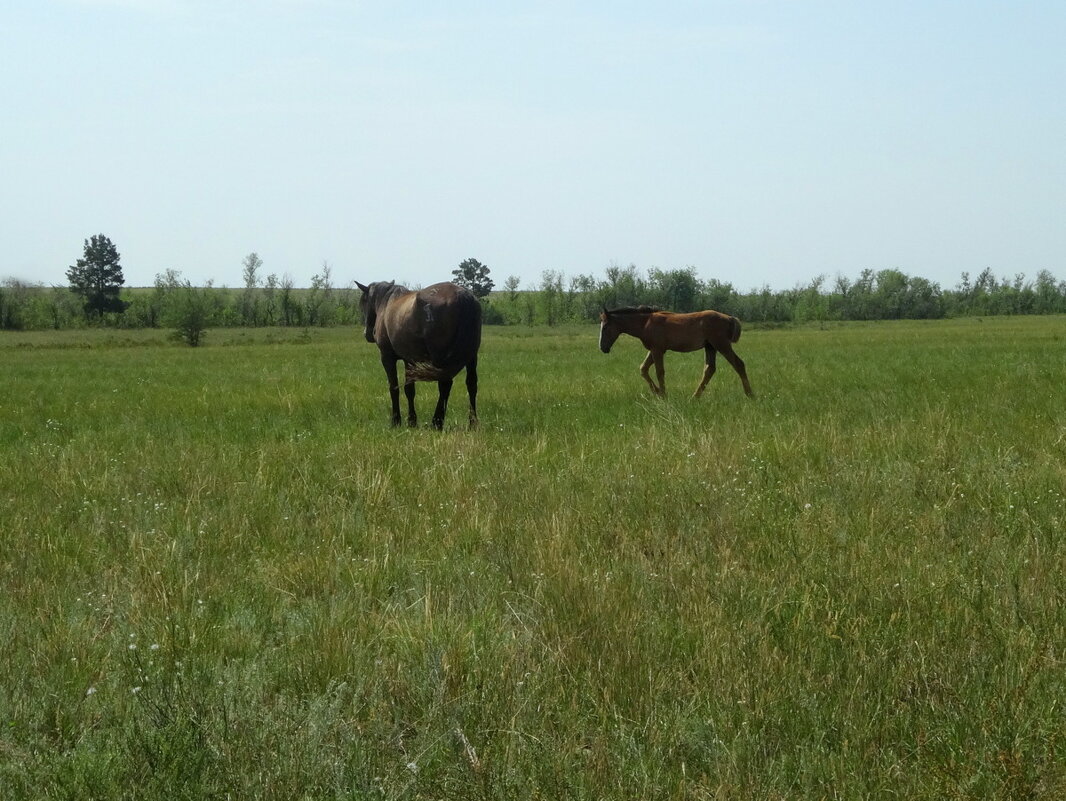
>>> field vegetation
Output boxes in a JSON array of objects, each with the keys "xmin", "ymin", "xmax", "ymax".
[
  {"xmin": 1, "ymin": 317, "xmax": 1063, "ymax": 799},
  {"xmin": 4, "ymin": 263, "xmax": 1066, "ymax": 332}
]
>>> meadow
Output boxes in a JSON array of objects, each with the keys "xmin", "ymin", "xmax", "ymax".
[{"xmin": 1, "ymin": 317, "xmax": 1063, "ymax": 800}]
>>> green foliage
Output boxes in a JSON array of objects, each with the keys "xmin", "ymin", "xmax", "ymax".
[
  {"xmin": 452, "ymin": 257, "xmax": 495, "ymax": 298},
  {"xmin": 156, "ymin": 270, "xmax": 213, "ymax": 346},
  {"xmin": 304, "ymin": 263, "xmax": 336, "ymax": 327},
  {"xmin": 66, "ymin": 234, "xmax": 128, "ymax": 320},
  {"xmin": 647, "ymin": 267, "xmax": 701, "ymax": 312},
  {"xmin": 6, "ymin": 263, "xmax": 1066, "ymax": 332},
  {"xmin": 2, "ymin": 319, "xmax": 1065, "ymax": 798},
  {"xmin": 0, "ymin": 281, "xmax": 83, "ymax": 331},
  {"xmin": 239, "ymin": 252, "xmax": 264, "ymax": 327}
]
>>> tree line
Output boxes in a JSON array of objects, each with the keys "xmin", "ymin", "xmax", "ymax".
[
  {"xmin": 2, "ymin": 235, "xmax": 1065, "ymax": 334},
  {"xmin": 486, "ymin": 264, "xmax": 1066, "ymax": 326}
]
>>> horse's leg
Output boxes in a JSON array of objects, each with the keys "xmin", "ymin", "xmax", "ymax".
[
  {"xmin": 431, "ymin": 378, "xmax": 453, "ymax": 430},
  {"xmin": 718, "ymin": 342, "xmax": 754, "ymax": 397},
  {"xmin": 693, "ymin": 345, "xmax": 717, "ymax": 398},
  {"xmin": 639, "ymin": 352, "xmax": 662, "ymax": 396},
  {"xmin": 381, "ymin": 356, "xmax": 402, "ymax": 426},
  {"xmin": 465, "ymin": 356, "xmax": 479, "ymax": 429},
  {"xmin": 402, "ymin": 368, "xmax": 418, "ymax": 427},
  {"xmin": 654, "ymin": 351, "xmax": 667, "ymax": 398}
]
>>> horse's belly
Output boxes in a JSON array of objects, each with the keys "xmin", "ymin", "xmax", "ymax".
[{"xmin": 388, "ymin": 334, "xmax": 432, "ymax": 362}]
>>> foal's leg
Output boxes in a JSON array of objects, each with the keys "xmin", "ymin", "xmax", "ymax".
[
  {"xmin": 431, "ymin": 378, "xmax": 453, "ymax": 430},
  {"xmin": 718, "ymin": 342, "xmax": 754, "ymax": 397},
  {"xmin": 654, "ymin": 352, "xmax": 667, "ymax": 398},
  {"xmin": 639, "ymin": 352, "xmax": 663, "ymax": 396},
  {"xmin": 693, "ymin": 345, "xmax": 717, "ymax": 398},
  {"xmin": 382, "ymin": 356, "xmax": 402, "ymax": 426},
  {"xmin": 465, "ymin": 357, "xmax": 479, "ymax": 428},
  {"xmin": 403, "ymin": 379, "xmax": 418, "ymax": 427}
]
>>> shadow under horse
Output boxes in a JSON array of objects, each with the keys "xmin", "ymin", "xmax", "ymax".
[
  {"xmin": 357, "ymin": 281, "xmax": 482, "ymax": 429},
  {"xmin": 599, "ymin": 305, "xmax": 754, "ymax": 399}
]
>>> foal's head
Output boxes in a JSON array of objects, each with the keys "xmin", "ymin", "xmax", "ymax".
[
  {"xmin": 599, "ymin": 306, "xmax": 622, "ymax": 353},
  {"xmin": 356, "ymin": 281, "xmax": 394, "ymax": 343}
]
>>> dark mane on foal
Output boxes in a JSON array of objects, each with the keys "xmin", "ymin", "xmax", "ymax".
[{"xmin": 607, "ymin": 305, "xmax": 661, "ymax": 315}]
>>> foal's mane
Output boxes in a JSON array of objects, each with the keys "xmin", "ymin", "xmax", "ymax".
[{"xmin": 607, "ymin": 305, "xmax": 661, "ymax": 315}]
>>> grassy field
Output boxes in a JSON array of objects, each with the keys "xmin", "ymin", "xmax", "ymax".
[{"xmin": 1, "ymin": 318, "xmax": 1064, "ymax": 800}]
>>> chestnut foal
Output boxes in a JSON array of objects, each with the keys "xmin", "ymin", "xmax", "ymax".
[{"xmin": 599, "ymin": 305, "xmax": 753, "ymax": 399}]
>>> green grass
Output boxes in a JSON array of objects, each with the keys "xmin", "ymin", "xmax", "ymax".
[{"xmin": 1, "ymin": 318, "xmax": 1064, "ymax": 799}]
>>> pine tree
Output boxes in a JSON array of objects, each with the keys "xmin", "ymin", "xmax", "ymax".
[
  {"xmin": 66, "ymin": 234, "xmax": 128, "ymax": 319},
  {"xmin": 451, "ymin": 258, "xmax": 494, "ymax": 298}
]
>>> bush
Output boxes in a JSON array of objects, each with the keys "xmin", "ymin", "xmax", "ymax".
[{"xmin": 155, "ymin": 271, "xmax": 214, "ymax": 346}]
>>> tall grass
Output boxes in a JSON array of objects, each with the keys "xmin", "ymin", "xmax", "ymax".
[{"xmin": 1, "ymin": 318, "xmax": 1063, "ymax": 799}]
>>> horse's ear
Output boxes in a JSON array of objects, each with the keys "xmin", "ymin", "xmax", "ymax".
[
  {"xmin": 356, "ymin": 281, "xmax": 369, "ymax": 293},
  {"xmin": 602, "ymin": 304, "xmax": 609, "ymax": 315}
]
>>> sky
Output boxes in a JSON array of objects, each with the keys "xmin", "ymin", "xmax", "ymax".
[{"xmin": 3, "ymin": 0, "xmax": 1064, "ymax": 291}]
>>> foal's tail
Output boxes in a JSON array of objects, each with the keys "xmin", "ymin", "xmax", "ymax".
[{"xmin": 730, "ymin": 316, "xmax": 742, "ymax": 343}]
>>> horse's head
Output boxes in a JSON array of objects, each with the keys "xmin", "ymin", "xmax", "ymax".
[
  {"xmin": 356, "ymin": 280, "xmax": 395, "ymax": 343},
  {"xmin": 599, "ymin": 305, "xmax": 621, "ymax": 353},
  {"xmin": 356, "ymin": 281, "xmax": 376, "ymax": 342}
]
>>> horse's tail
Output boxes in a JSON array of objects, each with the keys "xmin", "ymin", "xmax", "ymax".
[
  {"xmin": 442, "ymin": 291, "xmax": 482, "ymax": 367},
  {"xmin": 403, "ymin": 361, "xmax": 446, "ymax": 381},
  {"xmin": 730, "ymin": 316, "xmax": 742, "ymax": 343},
  {"xmin": 410, "ymin": 291, "xmax": 482, "ymax": 381}
]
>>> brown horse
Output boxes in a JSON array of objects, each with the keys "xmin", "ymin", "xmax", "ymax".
[
  {"xmin": 599, "ymin": 305, "xmax": 753, "ymax": 399},
  {"xmin": 357, "ymin": 280, "xmax": 482, "ymax": 429}
]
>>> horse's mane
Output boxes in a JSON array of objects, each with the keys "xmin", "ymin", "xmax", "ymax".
[
  {"xmin": 369, "ymin": 281, "xmax": 410, "ymax": 310},
  {"xmin": 607, "ymin": 305, "xmax": 662, "ymax": 315}
]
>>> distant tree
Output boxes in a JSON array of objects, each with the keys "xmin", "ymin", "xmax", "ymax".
[
  {"xmin": 569, "ymin": 273, "xmax": 599, "ymax": 320},
  {"xmin": 0, "ymin": 279, "xmax": 31, "ymax": 330},
  {"xmin": 902, "ymin": 276, "xmax": 944, "ymax": 319},
  {"xmin": 242, "ymin": 252, "xmax": 263, "ymax": 287},
  {"xmin": 503, "ymin": 275, "xmax": 521, "ymax": 301},
  {"xmin": 703, "ymin": 278, "xmax": 737, "ymax": 315},
  {"xmin": 66, "ymin": 234, "xmax": 128, "ymax": 320},
  {"xmin": 44, "ymin": 286, "xmax": 81, "ymax": 330},
  {"xmin": 1033, "ymin": 269, "xmax": 1064, "ymax": 314},
  {"xmin": 156, "ymin": 270, "xmax": 212, "ymax": 346},
  {"xmin": 602, "ymin": 263, "xmax": 646, "ymax": 309},
  {"xmin": 305, "ymin": 262, "xmax": 335, "ymax": 326},
  {"xmin": 874, "ymin": 269, "xmax": 909, "ymax": 318},
  {"xmin": 793, "ymin": 274, "xmax": 828, "ymax": 322},
  {"xmin": 648, "ymin": 267, "xmax": 701, "ymax": 312},
  {"xmin": 240, "ymin": 252, "xmax": 263, "ymax": 326},
  {"xmin": 452, "ymin": 258, "xmax": 495, "ymax": 298},
  {"xmin": 540, "ymin": 270, "xmax": 564, "ymax": 326},
  {"xmin": 262, "ymin": 273, "xmax": 280, "ymax": 325},
  {"xmin": 279, "ymin": 274, "xmax": 299, "ymax": 326}
]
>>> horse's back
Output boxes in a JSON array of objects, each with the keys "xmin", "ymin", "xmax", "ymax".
[
  {"xmin": 691, "ymin": 309, "xmax": 738, "ymax": 341},
  {"xmin": 418, "ymin": 282, "xmax": 467, "ymax": 308},
  {"xmin": 647, "ymin": 309, "xmax": 737, "ymax": 351},
  {"xmin": 384, "ymin": 282, "xmax": 481, "ymax": 374}
]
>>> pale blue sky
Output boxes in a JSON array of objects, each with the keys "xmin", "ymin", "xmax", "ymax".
[{"xmin": 3, "ymin": 1, "xmax": 1063, "ymax": 290}]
